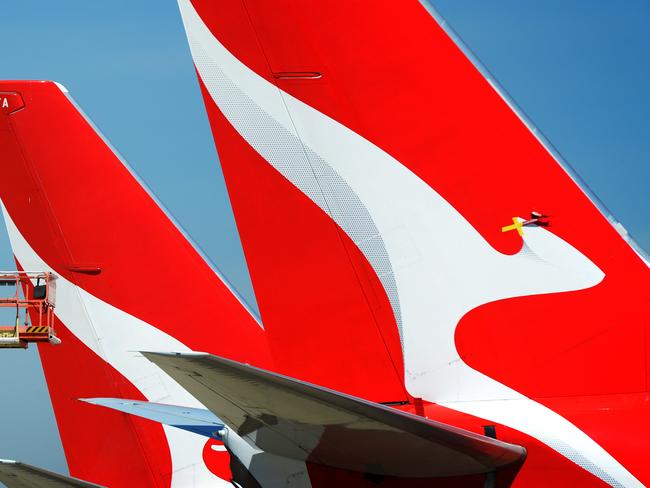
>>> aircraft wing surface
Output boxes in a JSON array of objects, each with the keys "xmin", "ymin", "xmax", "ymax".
[
  {"xmin": 0, "ymin": 460, "xmax": 104, "ymax": 488},
  {"xmin": 142, "ymin": 351, "xmax": 525, "ymax": 479}
]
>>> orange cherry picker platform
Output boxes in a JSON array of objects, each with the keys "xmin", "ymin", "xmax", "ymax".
[{"xmin": 0, "ymin": 271, "xmax": 59, "ymax": 349}]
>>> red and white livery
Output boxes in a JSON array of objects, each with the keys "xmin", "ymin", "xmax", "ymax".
[{"xmin": 0, "ymin": 1, "xmax": 648, "ymax": 487}]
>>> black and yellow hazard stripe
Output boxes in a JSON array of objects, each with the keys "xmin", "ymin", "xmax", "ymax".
[{"xmin": 25, "ymin": 326, "xmax": 48, "ymax": 334}]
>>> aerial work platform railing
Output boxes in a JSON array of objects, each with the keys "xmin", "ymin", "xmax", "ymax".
[{"xmin": 0, "ymin": 271, "xmax": 59, "ymax": 349}]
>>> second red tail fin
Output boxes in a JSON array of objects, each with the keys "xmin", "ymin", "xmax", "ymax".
[{"xmin": 0, "ymin": 80, "xmax": 272, "ymax": 487}]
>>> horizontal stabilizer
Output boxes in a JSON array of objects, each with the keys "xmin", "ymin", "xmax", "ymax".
[
  {"xmin": 80, "ymin": 398, "xmax": 225, "ymax": 439},
  {"xmin": 142, "ymin": 352, "xmax": 526, "ymax": 479},
  {"xmin": 0, "ymin": 460, "xmax": 103, "ymax": 488}
]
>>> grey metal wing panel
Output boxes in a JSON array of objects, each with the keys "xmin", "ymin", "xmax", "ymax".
[
  {"xmin": 142, "ymin": 351, "xmax": 526, "ymax": 478},
  {"xmin": 0, "ymin": 460, "xmax": 104, "ymax": 488}
]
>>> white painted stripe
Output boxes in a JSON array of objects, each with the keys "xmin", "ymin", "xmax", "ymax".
[
  {"xmin": 177, "ymin": 0, "xmax": 405, "ymax": 344},
  {"xmin": 0, "ymin": 202, "xmax": 233, "ymax": 488}
]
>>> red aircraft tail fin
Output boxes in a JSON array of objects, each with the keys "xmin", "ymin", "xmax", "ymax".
[{"xmin": 175, "ymin": 1, "xmax": 649, "ymax": 486}]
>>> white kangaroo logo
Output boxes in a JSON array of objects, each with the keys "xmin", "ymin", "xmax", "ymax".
[{"xmin": 179, "ymin": 1, "xmax": 642, "ymax": 484}]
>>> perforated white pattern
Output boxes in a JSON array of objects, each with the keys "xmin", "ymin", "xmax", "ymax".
[
  {"xmin": 188, "ymin": 39, "xmax": 404, "ymax": 346},
  {"xmin": 547, "ymin": 440, "xmax": 623, "ymax": 488}
]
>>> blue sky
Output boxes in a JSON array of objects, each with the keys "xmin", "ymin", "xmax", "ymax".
[{"xmin": 0, "ymin": 0, "xmax": 647, "ymax": 477}]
